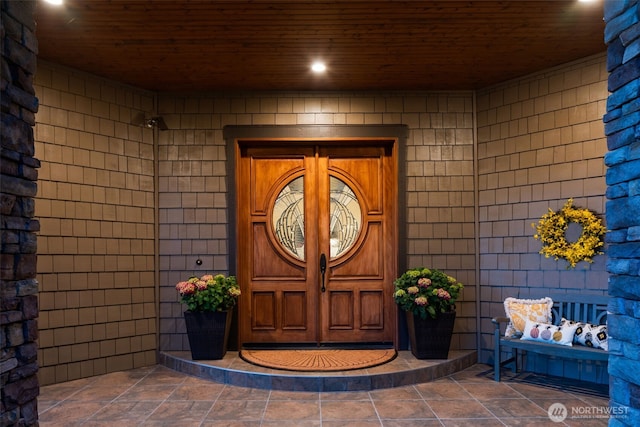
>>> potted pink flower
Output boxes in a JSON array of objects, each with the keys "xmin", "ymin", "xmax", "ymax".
[
  {"xmin": 176, "ymin": 274, "xmax": 240, "ymax": 359},
  {"xmin": 393, "ymin": 268, "xmax": 463, "ymax": 359}
]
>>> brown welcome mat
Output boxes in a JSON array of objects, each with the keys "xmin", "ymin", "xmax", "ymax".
[{"xmin": 240, "ymin": 348, "xmax": 397, "ymax": 372}]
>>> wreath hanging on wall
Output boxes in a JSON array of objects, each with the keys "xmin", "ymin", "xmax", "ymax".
[{"xmin": 532, "ymin": 198, "xmax": 607, "ymax": 269}]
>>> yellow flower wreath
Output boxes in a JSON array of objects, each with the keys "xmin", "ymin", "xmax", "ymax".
[{"xmin": 532, "ymin": 198, "xmax": 607, "ymax": 269}]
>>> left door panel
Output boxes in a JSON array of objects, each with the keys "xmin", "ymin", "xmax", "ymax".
[{"xmin": 237, "ymin": 145, "xmax": 318, "ymax": 345}]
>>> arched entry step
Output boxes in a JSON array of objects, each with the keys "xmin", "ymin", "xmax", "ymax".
[{"xmin": 159, "ymin": 349, "xmax": 477, "ymax": 391}]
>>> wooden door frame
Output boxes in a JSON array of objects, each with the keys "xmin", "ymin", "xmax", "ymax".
[{"xmin": 223, "ymin": 125, "xmax": 410, "ymax": 349}]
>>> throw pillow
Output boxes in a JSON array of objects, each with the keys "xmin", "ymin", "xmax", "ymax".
[
  {"xmin": 520, "ymin": 319, "xmax": 580, "ymax": 346},
  {"xmin": 503, "ymin": 297, "xmax": 553, "ymax": 338},
  {"xmin": 560, "ymin": 318, "xmax": 608, "ymax": 351}
]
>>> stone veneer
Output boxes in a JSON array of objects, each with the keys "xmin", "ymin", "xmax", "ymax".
[
  {"xmin": 0, "ymin": 1, "xmax": 40, "ymax": 426},
  {"xmin": 604, "ymin": 1, "xmax": 640, "ymax": 426}
]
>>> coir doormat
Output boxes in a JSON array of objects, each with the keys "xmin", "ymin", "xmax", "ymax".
[{"xmin": 240, "ymin": 348, "xmax": 397, "ymax": 372}]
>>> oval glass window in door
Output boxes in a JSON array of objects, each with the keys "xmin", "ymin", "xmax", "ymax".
[
  {"xmin": 273, "ymin": 176, "xmax": 305, "ymax": 260},
  {"xmin": 329, "ymin": 176, "xmax": 362, "ymax": 259}
]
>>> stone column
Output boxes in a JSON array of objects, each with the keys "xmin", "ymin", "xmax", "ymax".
[
  {"xmin": 1, "ymin": 0, "xmax": 40, "ymax": 425},
  {"xmin": 604, "ymin": 1, "xmax": 640, "ymax": 426}
]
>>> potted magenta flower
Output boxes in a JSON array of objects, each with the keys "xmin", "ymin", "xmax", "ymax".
[{"xmin": 176, "ymin": 274, "xmax": 240, "ymax": 360}]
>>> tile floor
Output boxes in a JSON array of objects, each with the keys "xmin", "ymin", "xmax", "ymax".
[{"xmin": 38, "ymin": 363, "xmax": 611, "ymax": 426}]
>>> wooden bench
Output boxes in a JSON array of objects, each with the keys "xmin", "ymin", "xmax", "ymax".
[{"xmin": 492, "ymin": 294, "xmax": 608, "ymax": 382}]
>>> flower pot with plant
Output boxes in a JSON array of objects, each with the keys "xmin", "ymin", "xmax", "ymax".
[
  {"xmin": 394, "ymin": 268, "xmax": 463, "ymax": 359},
  {"xmin": 176, "ymin": 274, "xmax": 241, "ymax": 360}
]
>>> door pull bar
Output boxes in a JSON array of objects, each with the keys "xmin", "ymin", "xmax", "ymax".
[{"xmin": 320, "ymin": 253, "xmax": 327, "ymax": 292}]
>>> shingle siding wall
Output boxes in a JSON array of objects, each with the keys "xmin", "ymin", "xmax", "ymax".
[
  {"xmin": 476, "ymin": 53, "xmax": 610, "ymax": 381},
  {"xmin": 34, "ymin": 62, "xmax": 158, "ymax": 386},
  {"xmin": 156, "ymin": 92, "xmax": 478, "ymax": 354},
  {"xmin": 31, "ymin": 50, "xmax": 612, "ymax": 388}
]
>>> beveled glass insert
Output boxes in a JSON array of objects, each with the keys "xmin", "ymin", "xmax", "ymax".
[
  {"xmin": 273, "ymin": 176, "xmax": 305, "ymax": 260},
  {"xmin": 329, "ymin": 176, "xmax": 362, "ymax": 259}
]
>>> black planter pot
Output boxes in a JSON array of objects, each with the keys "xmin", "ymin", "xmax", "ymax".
[
  {"xmin": 406, "ymin": 310, "xmax": 456, "ymax": 359},
  {"xmin": 183, "ymin": 310, "xmax": 232, "ymax": 360}
]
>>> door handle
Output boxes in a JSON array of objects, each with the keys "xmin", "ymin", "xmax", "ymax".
[{"xmin": 319, "ymin": 253, "xmax": 327, "ymax": 293}]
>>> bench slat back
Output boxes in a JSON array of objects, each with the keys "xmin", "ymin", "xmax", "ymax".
[{"xmin": 547, "ymin": 294, "xmax": 607, "ymax": 325}]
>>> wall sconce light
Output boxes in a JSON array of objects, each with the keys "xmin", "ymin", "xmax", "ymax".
[
  {"xmin": 144, "ymin": 117, "xmax": 168, "ymax": 130},
  {"xmin": 131, "ymin": 113, "xmax": 168, "ymax": 130}
]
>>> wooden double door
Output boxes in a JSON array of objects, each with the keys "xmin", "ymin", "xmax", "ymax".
[{"xmin": 236, "ymin": 140, "xmax": 397, "ymax": 346}]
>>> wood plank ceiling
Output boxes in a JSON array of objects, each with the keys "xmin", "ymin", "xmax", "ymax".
[{"xmin": 35, "ymin": 0, "xmax": 605, "ymax": 92}]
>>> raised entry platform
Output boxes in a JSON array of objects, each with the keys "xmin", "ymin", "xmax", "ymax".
[{"xmin": 159, "ymin": 349, "xmax": 477, "ymax": 391}]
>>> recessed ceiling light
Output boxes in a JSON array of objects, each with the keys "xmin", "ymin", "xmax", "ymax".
[
  {"xmin": 44, "ymin": 0, "xmax": 64, "ymax": 5},
  {"xmin": 311, "ymin": 61, "xmax": 327, "ymax": 73}
]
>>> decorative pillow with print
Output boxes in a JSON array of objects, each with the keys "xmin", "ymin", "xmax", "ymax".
[
  {"xmin": 520, "ymin": 319, "xmax": 580, "ymax": 346},
  {"xmin": 503, "ymin": 297, "xmax": 553, "ymax": 338},
  {"xmin": 560, "ymin": 318, "xmax": 608, "ymax": 351}
]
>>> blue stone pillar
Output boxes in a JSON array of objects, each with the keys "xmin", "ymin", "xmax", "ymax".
[{"xmin": 604, "ymin": 1, "xmax": 640, "ymax": 426}]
